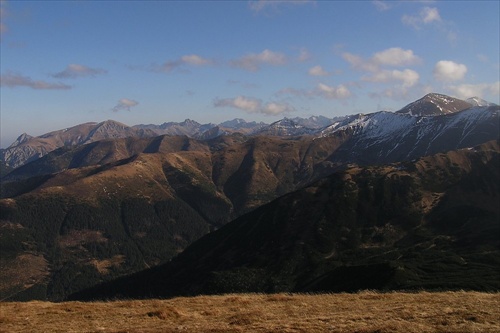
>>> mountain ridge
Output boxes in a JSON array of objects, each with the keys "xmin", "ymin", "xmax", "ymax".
[{"xmin": 2, "ymin": 93, "xmax": 496, "ymax": 169}]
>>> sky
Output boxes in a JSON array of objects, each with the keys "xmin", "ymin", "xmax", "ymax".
[{"xmin": 1, "ymin": 0, "xmax": 499, "ymax": 148}]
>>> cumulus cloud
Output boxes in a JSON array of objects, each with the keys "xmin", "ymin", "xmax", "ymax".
[
  {"xmin": 0, "ymin": 72, "xmax": 71, "ymax": 90},
  {"xmin": 52, "ymin": 64, "xmax": 107, "ymax": 79},
  {"xmin": 433, "ymin": 60, "xmax": 467, "ymax": 82},
  {"xmin": 342, "ymin": 52, "xmax": 379, "ymax": 72},
  {"xmin": 447, "ymin": 82, "xmax": 500, "ymax": 100},
  {"xmin": 230, "ymin": 49, "xmax": 287, "ymax": 72},
  {"xmin": 213, "ymin": 96, "xmax": 294, "ymax": 115},
  {"xmin": 402, "ymin": 7, "xmax": 441, "ymax": 29},
  {"xmin": 158, "ymin": 54, "xmax": 213, "ymax": 73},
  {"xmin": 341, "ymin": 47, "xmax": 424, "ymax": 101},
  {"xmin": 402, "ymin": 6, "xmax": 458, "ymax": 44},
  {"xmin": 278, "ymin": 83, "xmax": 352, "ymax": 100},
  {"xmin": 308, "ymin": 65, "xmax": 330, "ymax": 77},
  {"xmin": 112, "ymin": 98, "xmax": 139, "ymax": 112},
  {"xmin": 362, "ymin": 69, "xmax": 420, "ymax": 88},
  {"xmin": 249, "ymin": 0, "xmax": 315, "ymax": 13},
  {"xmin": 180, "ymin": 54, "xmax": 212, "ymax": 66},
  {"xmin": 372, "ymin": 48, "xmax": 421, "ymax": 67},
  {"xmin": 316, "ymin": 83, "xmax": 351, "ymax": 99},
  {"xmin": 342, "ymin": 47, "xmax": 421, "ymax": 72}
]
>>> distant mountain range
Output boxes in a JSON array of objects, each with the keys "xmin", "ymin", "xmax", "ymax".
[
  {"xmin": 0, "ymin": 93, "xmax": 498, "ymax": 301},
  {"xmin": 2, "ymin": 93, "xmax": 496, "ymax": 170}
]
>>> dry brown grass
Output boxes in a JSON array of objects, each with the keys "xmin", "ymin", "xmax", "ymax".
[{"xmin": 0, "ymin": 291, "xmax": 499, "ymax": 333}]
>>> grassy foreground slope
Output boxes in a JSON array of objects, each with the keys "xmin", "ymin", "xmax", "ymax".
[{"xmin": 1, "ymin": 292, "xmax": 499, "ymax": 333}]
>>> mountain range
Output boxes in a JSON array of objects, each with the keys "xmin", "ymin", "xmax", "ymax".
[
  {"xmin": 0, "ymin": 93, "xmax": 498, "ymax": 301},
  {"xmin": 1, "ymin": 93, "xmax": 494, "ymax": 170}
]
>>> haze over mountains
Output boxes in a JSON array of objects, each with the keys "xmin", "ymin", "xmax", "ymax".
[{"xmin": 0, "ymin": 93, "xmax": 498, "ymax": 301}]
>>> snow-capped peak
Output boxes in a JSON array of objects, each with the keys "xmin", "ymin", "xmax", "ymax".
[{"xmin": 466, "ymin": 97, "xmax": 497, "ymax": 107}]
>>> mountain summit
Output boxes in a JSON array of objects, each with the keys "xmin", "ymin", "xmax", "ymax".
[
  {"xmin": 467, "ymin": 97, "xmax": 497, "ymax": 107},
  {"xmin": 396, "ymin": 93, "xmax": 472, "ymax": 116}
]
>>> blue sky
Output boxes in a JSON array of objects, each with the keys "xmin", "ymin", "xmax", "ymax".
[{"xmin": 1, "ymin": 0, "xmax": 499, "ymax": 147}]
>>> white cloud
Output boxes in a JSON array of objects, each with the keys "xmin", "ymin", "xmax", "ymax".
[
  {"xmin": 316, "ymin": 83, "xmax": 351, "ymax": 99},
  {"xmin": 362, "ymin": 69, "xmax": 420, "ymax": 88},
  {"xmin": 372, "ymin": 48, "xmax": 421, "ymax": 67},
  {"xmin": 112, "ymin": 98, "xmax": 139, "ymax": 112},
  {"xmin": 433, "ymin": 60, "xmax": 467, "ymax": 82},
  {"xmin": 53, "ymin": 64, "xmax": 107, "ymax": 79},
  {"xmin": 249, "ymin": 0, "xmax": 315, "ymax": 13},
  {"xmin": 213, "ymin": 96, "xmax": 294, "ymax": 115},
  {"xmin": 231, "ymin": 49, "xmax": 287, "ymax": 71},
  {"xmin": 402, "ymin": 6, "xmax": 458, "ymax": 44},
  {"xmin": 447, "ymin": 82, "xmax": 500, "ymax": 100},
  {"xmin": 214, "ymin": 96, "xmax": 260, "ymax": 113},
  {"xmin": 180, "ymin": 54, "xmax": 213, "ymax": 66},
  {"xmin": 0, "ymin": 72, "xmax": 71, "ymax": 90},
  {"xmin": 421, "ymin": 6, "xmax": 441, "ymax": 23},
  {"xmin": 342, "ymin": 52, "xmax": 379, "ymax": 72},
  {"xmin": 159, "ymin": 54, "xmax": 213, "ymax": 73},
  {"xmin": 308, "ymin": 65, "xmax": 329, "ymax": 77},
  {"xmin": 342, "ymin": 47, "xmax": 421, "ymax": 72},
  {"xmin": 402, "ymin": 7, "xmax": 441, "ymax": 29},
  {"xmin": 278, "ymin": 83, "xmax": 352, "ymax": 100},
  {"xmin": 263, "ymin": 102, "xmax": 294, "ymax": 115},
  {"xmin": 372, "ymin": 0, "xmax": 390, "ymax": 11}
]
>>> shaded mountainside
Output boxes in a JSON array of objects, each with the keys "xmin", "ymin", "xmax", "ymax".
[
  {"xmin": 70, "ymin": 141, "xmax": 500, "ymax": 300},
  {"xmin": 0, "ymin": 134, "xmax": 349, "ymax": 301}
]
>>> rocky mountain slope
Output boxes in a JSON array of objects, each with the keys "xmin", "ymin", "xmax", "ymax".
[
  {"xmin": 396, "ymin": 93, "xmax": 473, "ymax": 116},
  {"xmin": 70, "ymin": 140, "xmax": 500, "ymax": 300},
  {"xmin": 0, "ymin": 120, "xmax": 157, "ymax": 169},
  {"xmin": 0, "ymin": 117, "xmax": 330, "ymax": 170},
  {"xmin": 321, "ymin": 104, "xmax": 499, "ymax": 165}
]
